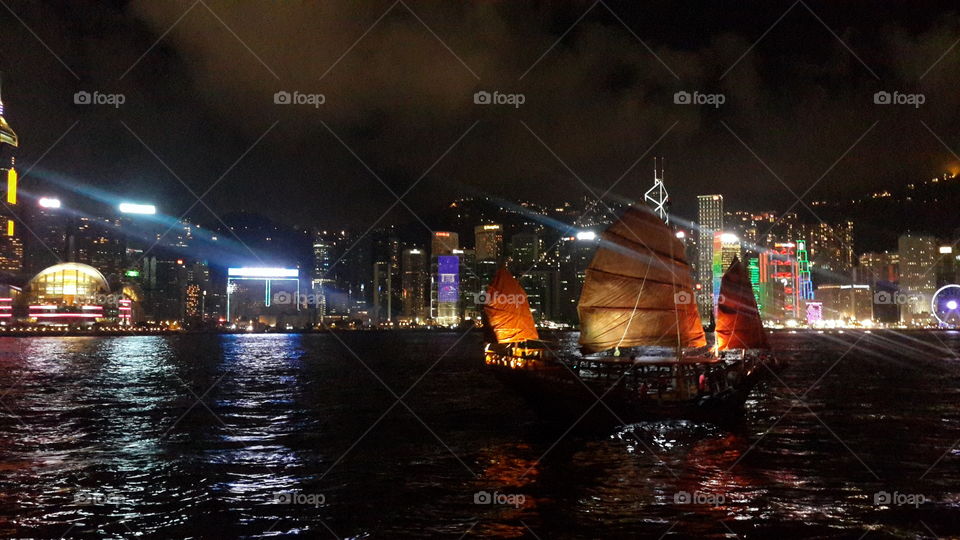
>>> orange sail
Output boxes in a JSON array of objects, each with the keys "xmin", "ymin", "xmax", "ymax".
[
  {"xmin": 483, "ymin": 267, "xmax": 540, "ymax": 344},
  {"xmin": 578, "ymin": 205, "xmax": 706, "ymax": 353},
  {"xmin": 715, "ymin": 257, "xmax": 769, "ymax": 350}
]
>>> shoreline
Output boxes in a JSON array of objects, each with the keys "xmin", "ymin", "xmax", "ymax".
[{"xmin": 0, "ymin": 327, "xmax": 951, "ymax": 338}]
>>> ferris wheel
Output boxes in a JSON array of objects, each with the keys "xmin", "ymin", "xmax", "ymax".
[{"xmin": 931, "ymin": 285, "xmax": 960, "ymax": 327}]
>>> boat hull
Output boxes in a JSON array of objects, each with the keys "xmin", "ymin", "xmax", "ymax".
[{"xmin": 484, "ymin": 348, "xmax": 758, "ymax": 425}]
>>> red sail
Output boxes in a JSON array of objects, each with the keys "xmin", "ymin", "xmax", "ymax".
[
  {"xmin": 715, "ymin": 257, "xmax": 769, "ymax": 350},
  {"xmin": 483, "ymin": 267, "xmax": 539, "ymax": 344}
]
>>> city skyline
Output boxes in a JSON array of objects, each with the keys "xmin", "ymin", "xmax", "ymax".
[{"xmin": 5, "ymin": 3, "xmax": 960, "ymax": 539}]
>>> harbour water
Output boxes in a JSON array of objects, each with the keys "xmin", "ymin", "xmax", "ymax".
[{"xmin": 0, "ymin": 331, "xmax": 959, "ymax": 538}]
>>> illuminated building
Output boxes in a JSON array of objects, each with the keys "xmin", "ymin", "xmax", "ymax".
[
  {"xmin": 456, "ymin": 248, "xmax": 481, "ymax": 321},
  {"xmin": 25, "ymin": 197, "xmax": 68, "ymax": 273},
  {"xmin": 898, "ymin": 232, "xmax": 937, "ymax": 324},
  {"xmin": 797, "ymin": 241, "xmax": 814, "ymax": 301},
  {"xmin": 643, "ymin": 158, "xmax": 669, "ymax": 222},
  {"xmin": 696, "ymin": 195, "xmax": 723, "ymax": 321},
  {"xmin": 855, "ymin": 251, "xmax": 901, "ymax": 324},
  {"xmin": 814, "ymin": 284, "xmax": 873, "ymax": 323},
  {"xmin": 184, "ymin": 283, "xmax": 201, "ymax": 321},
  {"xmin": 726, "ymin": 211, "xmax": 759, "ymax": 246},
  {"xmin": 712, "ymin": 231, "xmax": 741, "ymax": 307},
  {"xmin": 431, "ymin": 231, "xmax": 459, "ymax": 257},
  {"xmin": 801, "ymin": 220, "xmax": 855, "ymax": 283},
  {"xmin": 806, "ymin": 301, "xmax": 823, "ymax": 325},
  {"xmin": 519, "ymin": 263, "xmax": 558, "ymax": 321},
  {"xmin": 311, "ymin": 233, "xmax": 336, "ymax": 317},
  {"xmin": 475, "ymin": 224, "xmax": 503, "ymax": 288},
  {"xmin": 857, "ymin": 251, "xmax": 899, "ymax": 285},
  {"xmin": 225, "ymin": 267, "xmax": 302, "ymax": 327},
  {"xmin": 430, "ymin": 254, "xmax": 460, "ymax": 326},
  {"xmin": 510, "ymin": 231, "xmax": 539, "ymax": 270},
  {"xmin": 747, "ymin": 255, "xmax": 762, "ymax": 312},
  {"xmin": 372, "ymin": 228, "xmax": 401, "ymax": 322},
  {"xmin": 372, "ymin": 260, "xmax": 392, "ymax": 322},
  {"xmin": 474, "ymin": 224, "xmax": 503, "ymax": 262},
  {"xmin": 140, "ymin": 256, "xmax": 208, "ymax": 322},
  {"xmin": 25, "ymin": 263, "xmax": 110, "ymax": 325},
  {"xmin": 0, "ymin": 81, "xmax": 20, "ymax": 271},
  {"xmin": 759, "ymin": 242, "xmax": 801, "ymax": 322},
  {"xmin": 68, "ymin": 217, "xmax": 125, "ymax": 279},
  {"xmin": 401, "ymin": 248, "xmax": 428, "ymax": 321},
  {"xmin": 557, "ymin": 231, "xmax": 598, "ymax": 324},
  {"xmin": 934, "ymin": 245, "xmax": 959, "ymax": 288}
]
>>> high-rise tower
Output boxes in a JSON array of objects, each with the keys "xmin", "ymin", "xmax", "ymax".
[
  {"xmin": 644, "ymin": 158, "xmax": 669, "ymax": 223},
  {"xmin": 696, "ymin": 194, "xmax": 724, "ymax": 322},
  {"xmin": 0, "ymin": 74, "xmax": 21, "ymax": 271}
]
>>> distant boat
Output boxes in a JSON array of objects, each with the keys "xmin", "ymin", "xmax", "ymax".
[
  {"xmin": 481, "ymin": 266, "xmax": 546, "ymax": 367},
  {"xmin": 484, "ymin": 204, "xmax": 762, "ymax": 423},
  {"xmin": 715, "ymin": 256, "xmax": 783, "ymax": 372}
]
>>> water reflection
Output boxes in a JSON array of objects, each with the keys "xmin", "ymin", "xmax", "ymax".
[{"xmin": 0, "ymin": 332, "xmax": 958, "ymax": 537}]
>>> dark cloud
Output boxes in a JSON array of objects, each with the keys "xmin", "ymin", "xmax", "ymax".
[{"xmin": 2, "ymin": 0, "xmax": 960, "ymax": 232}]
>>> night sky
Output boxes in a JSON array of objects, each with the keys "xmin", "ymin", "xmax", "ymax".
[{"xmin": 2, "ymin": 0, "xmax": 960, "ymax": 230}]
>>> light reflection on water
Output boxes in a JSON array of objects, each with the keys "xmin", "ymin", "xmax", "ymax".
[{"xmin": 0, "ymin": 331, "xmax": 958, "ymax": 537}]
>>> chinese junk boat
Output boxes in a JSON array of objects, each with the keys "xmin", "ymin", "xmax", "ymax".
[
  {"xmin": 482, "ymin": 266, "xmax": 550, "ymax": 368},
  {"xmin": 484, "ymin": 204, "xmax": 758, "ymax": 422},
  {"xmin": 715, "ymin": 256, "xmax": 781, "ymax": 375}
]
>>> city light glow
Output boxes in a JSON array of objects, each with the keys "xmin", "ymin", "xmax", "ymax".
[
  {"xmin": 118, "ymin": 202, "xmax": 156, "ymax": 215},
  {"xmin": 227, "ymin": 267, "xmax": 299, "ymax": 278},
  {"xmin": 720, "ymin": 232, "xmax": 739, "ymax": 243}
]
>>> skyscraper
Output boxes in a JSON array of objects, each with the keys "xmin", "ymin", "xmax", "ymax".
[
  {"xmin": 431, "ymin": 231, "xmax": 459, "ymax": 257},
  {"xmin": 372, "ymin": 260, "xmax": 392, "ymax": 322},
  {"xmin": 68, "ymin": 217, "xmax": 125, "ymax": 280},
  {"xmin": 712, "ymin": 231, "xmax": 742, "ymax": 305},
  {"xmin": 311, "ymin": 232, "xmax": 336, "ymax": 317},
  {"xmin": 697, "ymin": 195, "xmax": 723, "ymax": 321},
  {"xmin": 401, "ymin": 247, "xmax": 428, "ymax": 322},
  {"xmin": 898, "ymin": 232, "xmax": 938, "ymax": 324},
  {"xmin": 474, "ymin": 224, "xmax": 503, "ymax": 288},
  {"xmin": 431, "ymin": 254, "xmax": 460, "ymax": 326},
  {"xmin": 474, "ymin": 224, "xmax": 503, "ymax": 262},
  {"xmin": 25, "ymin": 197, "xmax": 68, "ymax": 273},
  {"xmin": 0, "ymin": 79, "xmax": 21, "ymax": 272},
  {"xmin": 372, "ymin": 228, "xmax": 401, "ymax": 322},
  {"xmin": 644, "ymin": 158, "xmax": 669, "ymax": 222},
  {"xmin": 510, "ymin": 231, "xmax": 540, "ymax": 270}
]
